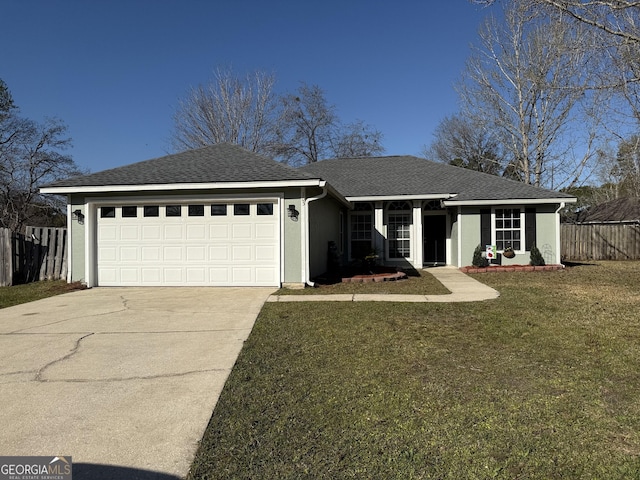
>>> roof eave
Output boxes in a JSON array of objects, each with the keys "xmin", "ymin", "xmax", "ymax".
[
  {"xmin": 346, "ymin": 193, "xmax": 456, "ymax": 202},
  {"xmin": 40, "ymin": 179, "xmax": 325, "ymax": 195},
  {"xmin": 443, "ymin": 197, "xmax": 577, "ymax": 207}
]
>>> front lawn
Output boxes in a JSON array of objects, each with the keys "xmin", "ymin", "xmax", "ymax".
[
  {"xmin": 190, "ymin": 261, "xmax": 640, "ymax": 479},
  {"xmin": 275, "ymin": 270, "xmax": 451, "ymax": 295},
  {"xmin": 0, "ymin": 280, "xmax": 85, "ymax": 309}
]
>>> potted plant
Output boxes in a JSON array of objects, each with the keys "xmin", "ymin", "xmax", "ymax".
[{"xmin": 503, "ymin": 245, "xmax": 516, "ymax": 259}]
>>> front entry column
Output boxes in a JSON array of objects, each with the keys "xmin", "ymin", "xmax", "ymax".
[
  {"xmin": 374, "ymin": 201, "xmax": 385, "ymax": 258},
  {"xmin": 413, "ymin": 200, "xmax": 423, "ymax": 268}
]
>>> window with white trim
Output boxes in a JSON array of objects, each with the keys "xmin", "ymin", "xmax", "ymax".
[
  {"xmin": 494, "ymin": 208, "xmax": 522, "ymax": 251},
  {"xmin": 350, "ymin": 202, "xmax": 373, "ymax": 259},
  {"xmin": 387, "ymin": 201, "xmax": 411, "ymax": 259}
]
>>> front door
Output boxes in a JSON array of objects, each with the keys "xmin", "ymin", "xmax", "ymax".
[{"xmin": 423, "ymin": 215, "xmax": 446, "ymax": 265}]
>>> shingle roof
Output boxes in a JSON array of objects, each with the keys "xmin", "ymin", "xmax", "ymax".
[
  {"xmin": 578, "ymin": 197, "xmax": 640, "ymax": 223},
  {"xmin": 299, "ymin": 155, "xmax": 575, "ymax": 201},
  {"xmin": 43, "ymin": 143, "xmax": 315, "ymax": 188}
]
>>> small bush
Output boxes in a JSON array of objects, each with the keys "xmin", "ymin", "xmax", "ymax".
[
  {"xmin": 472, "ymin": 244, "xmax": 489, "ymax": 267},
  {"xmin": 530, "ymin": 244, "xmax": 546, "ymax": 266}
]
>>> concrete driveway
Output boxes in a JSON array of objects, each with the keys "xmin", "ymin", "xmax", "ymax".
[{"xmin": 0, "ymin": 286, "xmax": 274, "ymax": 479}]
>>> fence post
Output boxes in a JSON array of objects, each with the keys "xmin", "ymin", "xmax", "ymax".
[{"xmin": 0, "ymin": 228, "xmax": 12, "ymax": 287}]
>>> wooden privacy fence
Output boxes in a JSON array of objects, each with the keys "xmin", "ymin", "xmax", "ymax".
[
  {"xmin": 0, "ymin": 226, "xmax": 68, "ymax": 287},
  {"xmin": 561, "ymin": 223, "xmax": 640, "ymax": 261}
]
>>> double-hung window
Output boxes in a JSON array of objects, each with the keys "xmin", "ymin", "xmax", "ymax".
[
  {"xmin": 350, "ymin": 203, "xmax": 373, "ymax": 259},
  {"xmin": 482, "ymin": 207, "xmax": 534, "ymax": 253},
  {"xmin": 495, "ymin": 208, "xmax": 522, "ymax": 251},
  {"xmin": 387, "ymin": 201, "xmax": 411, "ymax": 259}
]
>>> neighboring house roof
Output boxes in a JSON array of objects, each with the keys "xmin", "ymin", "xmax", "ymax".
[
  {"xmin": 42, "ymin": 143, "xmax": 318, "ymax": 191},
  {"xmin": 578, "ymin": 197, "xmax": 640, "ymax": 223},
  {"xmin": 299, "ymin": 155, "xmax": 575, "ymax": 204}
]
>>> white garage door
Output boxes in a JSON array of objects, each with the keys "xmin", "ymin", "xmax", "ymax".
[{"xmin": 96, "ymin": 200, "xmax": 280, "ymax": 286}]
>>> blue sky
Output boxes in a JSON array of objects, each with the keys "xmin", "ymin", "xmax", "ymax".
[{"xmin": 2, "ymin": 1, "xmax": 490, "ymax": 173}]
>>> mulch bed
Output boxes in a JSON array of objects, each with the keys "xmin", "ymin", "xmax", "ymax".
[{"xmin": 341, "ymin": 271, "xmax": 408, "ymax": 283}]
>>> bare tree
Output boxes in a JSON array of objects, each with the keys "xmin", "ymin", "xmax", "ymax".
[
  {"xmin": 171, "ymin": 68, "xmax": 280, "ymax": 154},
  {"xmin": 471, "ymin": 0, "xmax": 640, "ymax": 44},
  {"xmin": 331, "ymin": 120, "xmax": 385, "ymax": 158},
  {"xmin": 424, "ymin": 114, "xmax": 502, "ymax": 175},
  {"xmin": 1, "ymin": 113, "xmax": 81, "ymax": 232},
  {"xmin": 273, "ymin": 83, "xmax": 337, "ymax": 165},
  {"xmin": 458, "ymin": 1, "xmax": 608, "ymax": 188},
  {"xmin": 0, "ymin": 79, "xmax": 14, "ymax": 120},
  {"xmin": 274, "ymin": 84, "xmax": 385, "ymax": 164},
  {"xmin": 610, "ymin": 135, "xmax": 640, "ymax": 197}
]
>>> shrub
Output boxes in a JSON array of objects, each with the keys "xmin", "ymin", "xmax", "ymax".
[
  {"xmin": 530, "ymin": 244, "xmax": 546, "ymax": 266},
  {"xmin": 472, "ymin": 244, "xmax": 490, "ymax": 267}
]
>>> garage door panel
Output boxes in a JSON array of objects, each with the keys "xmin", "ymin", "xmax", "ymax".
[
  {"xmin": 256, "ymin": 245, "xmax": 276, "ymax": 261},
  {"xmin": 232, "ymin": 224, "xmax": 252, "ymax": 239},
  {"xmin": 209, "ymin": 245, "xmax": 229, "ymax": 260},
  {"xmin": 186, "ymin": 268, "xmax": 206, "ymax": 283},
  {"xmin": 164, "ymin": 268, "xmax": 183, "ymax": 283},
  {"xmin": 120, "ymin": 268, "xmax": 139, "ymax": 283},
  {"xmin": 256, "ymin": 267, "xmax": 276, "ymax": 283},
  {"xmin": 231, "ymin": 267, "xmax": 252, "ymax": 283},
  {"xmin": 187, "ymin": 224, "xmax": 206, "ymax": 239},
  {"xmin": 164, "ymin": 225, "xmax": 183, "ymax": 240},
  {"xmin": 99, "ymin": 247, "xmax": 117, "ymax": 261},
  {"xmin": 142, "ymin": 225, "xmax": 161, "ymax": 240},
  {"xmin": 141, "ymin": 247, "xmax": 160, "ymax": 261},
  {"xmin": 255, "ymin": 223, "xmax": 276, "ymax": 238},
  {"xmin": 120, "ymin": 226, "xmax": 140, "ymax": 241},
  {"xmin": 232, "ymin": 245, "xmax": 253, "ymax": 261},
  {"xmin": 142, "ymin": 268, "xmax": 161, "ymax": 283},
  {"xmin": 120, "ymin": 247, "xmax": 139, "ymax": 261},
  {"xmin": 163, "ymin": 246, "xmax": 183, "ymax": 261},
  {"xmin": 209, "ymin": 268, "xmax": 229, "ymax": 283},
  {"xmin": 210, "ymin": 225, "xmax": 229, "ymax": 239},
  {"xmin": 97, "ymin": 200, "xmax": 279, "ymax": 286},
  {"xmin": 100, "ymin": 268, "xmax": 117, "ymax": 283},
  {"xmin": 99, "ymin": 225, "xmax": 117, "ymax": 241}
]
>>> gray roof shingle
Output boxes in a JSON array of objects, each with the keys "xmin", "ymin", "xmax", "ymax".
[
  {"xmin": 44, "ymin": 143, "xmax": 316, "ymax": 188},
  {"xmin": 299, "ymin": 155, "xmax": 575, "ymax": 201}
]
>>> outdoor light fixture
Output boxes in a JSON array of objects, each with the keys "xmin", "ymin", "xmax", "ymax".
[
  {"xmin": 287, "ymin": 204, "xmax": 299, "ymax": 221},
  {"xmin": 72, "ymin": 209, "xmax": 85, "ymax": 224}
]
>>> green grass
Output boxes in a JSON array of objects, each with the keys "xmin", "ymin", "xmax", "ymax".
[
  {"xmin": 0, "ymin": 280, "xmax": 85, "ymax": 309},
  {"xmin": 189, "ymin": 261, "xmax": 640, "ymax": 479},
  {"xmin": 275, "ymin": 270, "xmax": 451, "ymax": 295}
]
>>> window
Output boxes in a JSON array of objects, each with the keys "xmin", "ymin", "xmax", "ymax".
[
  {"xmin": 234, "ymin": 204, "xmax": 250, "ymax": 216},
  {"xmin": 350, "ymin": 202, "xmax": 373, "ymax": 259},
  {"xmin": 122, "ymin": 206, "xmax": 137, "ymax": 218},
  {"xmin": 188, "ymin": 204, "xmax": 204, "ymax": 216},
  {"xmin": 100, "ymin": 207, "xmax": 115, "ymax": 218},
  {"xmin": 166, "ymin": 205, "xmax": 181, "ymax": 217},
  {"xmin": 257, "ymin": 203, "xmax": 273, "ymax": 215},
  {"xmin": 495, "ymin": 208, "xmax": 521, "ymax": 250},
  {"xmin": 144, "ymin": 205, "xmax": 159, "ymax": 217},
  {"xmin": 387, "ymin": 202, "xmax": 411, "ymax": 259},
  {"xmin": 211, "ymin": 204, "xmax": 227, "ymax": 216},
  {"xmin": 424, "ymin": 199, "xmax": 444, "ymax": 211}
]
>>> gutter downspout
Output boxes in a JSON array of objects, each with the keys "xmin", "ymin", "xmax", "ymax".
[
  {"xmin": 555, "ymin": 202, "xmax": 565, "ymax": 265},
  {"xmin": 303, "ymin": 183, "xmax": 328, "ymax": 287}
]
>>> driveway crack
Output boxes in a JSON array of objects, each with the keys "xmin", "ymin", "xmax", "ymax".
[
  {"xmin": 35, "ymin": 333, "xmax": 95, "ymax": 382},
  {"xmin": 37, "ymin": 368, "xmax": 230, "ymax": 383}
]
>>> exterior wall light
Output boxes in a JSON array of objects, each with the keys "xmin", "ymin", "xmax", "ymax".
[
  {"xmin": 287, "ymin": 204, "xmax": 299, "ymax": 221},
  {"xmin": 72, "ymin": 209, "xmax": 85, "ymax": 224}
]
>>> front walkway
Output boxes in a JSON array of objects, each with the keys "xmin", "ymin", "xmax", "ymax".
[{"xmin": 267, "ymin": 267, "xmax": 500, "ymax": 303}]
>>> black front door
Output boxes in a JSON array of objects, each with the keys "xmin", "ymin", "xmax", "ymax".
[{"xmin": 424, "ymin": 215, "xmax": 446, "ymax": 264}]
